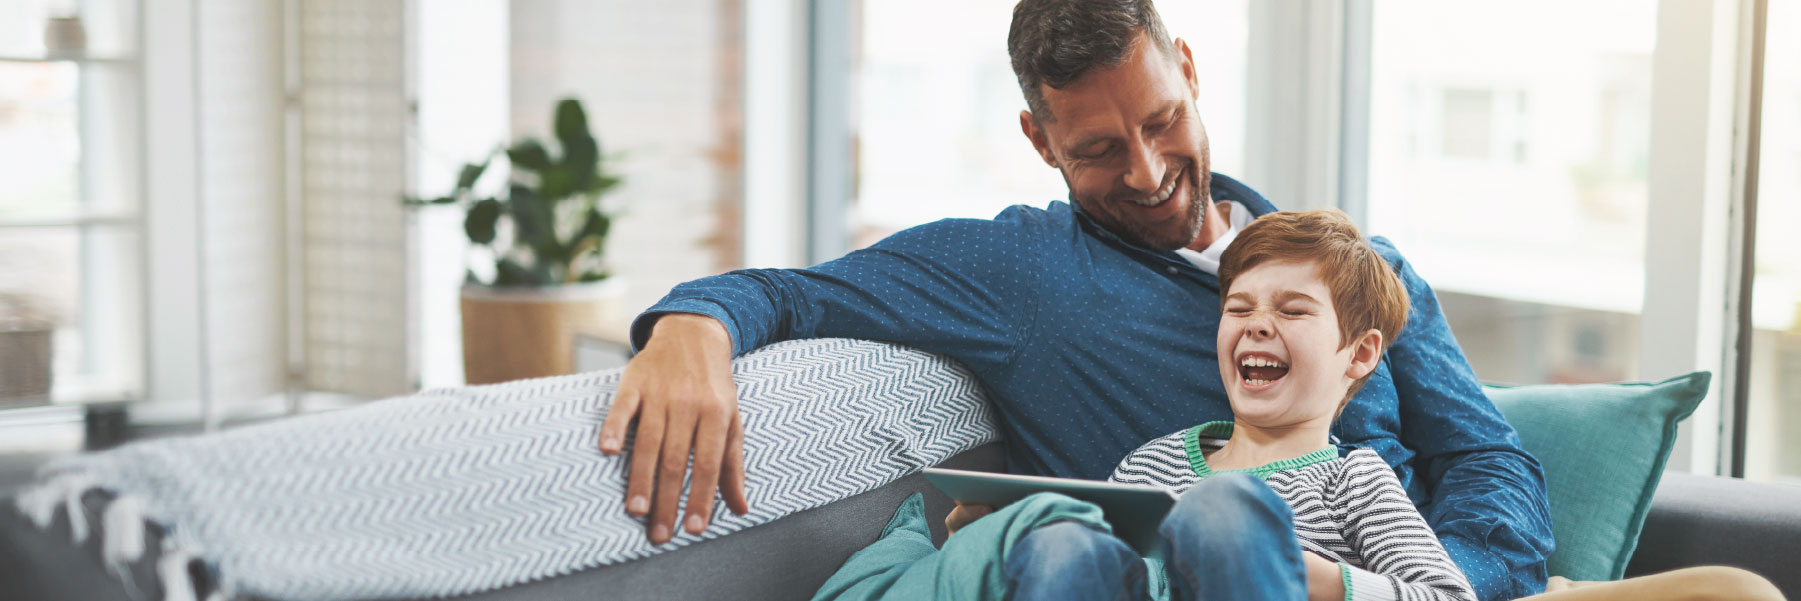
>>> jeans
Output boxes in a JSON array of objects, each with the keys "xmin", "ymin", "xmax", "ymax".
[{"xmin": 1003, "ymin": 473, "xmax": 1308, "ymax": 601}]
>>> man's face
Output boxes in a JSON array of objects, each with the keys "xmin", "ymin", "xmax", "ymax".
[{"xmin": 1021, "ymin": 33, "xmax": 1213, "ymax": 252}]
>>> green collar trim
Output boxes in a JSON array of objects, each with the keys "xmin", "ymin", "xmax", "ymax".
[{"xmin": 1183, "ymin": 421, "xmax": 1338, "ymax": 480}]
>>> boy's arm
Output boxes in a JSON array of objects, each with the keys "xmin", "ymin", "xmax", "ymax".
[
  {"xmin": 1370, "ymin": 237, "xmax": 1555, "ymax": 601},
  {"xmin": 1336, "ymin": 451, "xmax": 1480, "ymax": 601}
]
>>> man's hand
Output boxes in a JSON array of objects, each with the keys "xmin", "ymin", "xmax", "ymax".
[
  {"xmin": 1302, "ymin": 551, "xmax": 1346, "ymax": 601},
  {"xmin": 945, "ymin": 501, "xmax": 995, "ymax": 537},
  {"xmin": 598, "ymin": 314, "xmax": 750, "ymax": 544}
]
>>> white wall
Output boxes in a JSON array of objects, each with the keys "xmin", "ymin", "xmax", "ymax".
[{"xmin": 509, "ymin": 0, "xmax": 735, "ymax": 329}]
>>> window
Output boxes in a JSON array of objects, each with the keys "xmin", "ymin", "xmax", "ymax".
[
  {"xmin": 1743, "ymin": 0, "xmax": 1801, "ymax": 484},
  {"xmin": 1363, "ymin": 0, "xmax": 1656, "ymax": 386},
  {"xmin": 0, "ymin": 0, "xmax": 144, "ymax": 405},
  {"xmin": 850, "ymin": 0, "xmax": 1248, "ymax": 248}
]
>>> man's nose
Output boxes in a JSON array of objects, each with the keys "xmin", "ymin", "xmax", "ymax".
[{"xmin": 1122, "ymin": 142, "xmax": 1164, "ymax": 196}]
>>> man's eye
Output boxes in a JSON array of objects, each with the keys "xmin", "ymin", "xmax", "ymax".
[
  {"xmin": 1225, "ymin": 307, "xmax": 1251, "ymax": 314},
  {"xmin": 1281, "ymin": 310, "xmax": 1308, "ymax": 317}
]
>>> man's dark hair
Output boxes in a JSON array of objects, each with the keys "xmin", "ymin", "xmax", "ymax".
[{"xmin": 1007, "ymin": 0, "xmax": 1175, "ymax": 123}]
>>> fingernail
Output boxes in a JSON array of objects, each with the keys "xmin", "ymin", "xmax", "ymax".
[
  {"xmin": 651, "ymin": 524, "xmax": 669, "ymax": 542},
  {"xmin": 600, "ymin": 437, "xmax": 619, "ymax": 452},
  {"xmin": 686, "ymin": 514, "xmax": 705, "ymax": 533},
  {"xmin": 628, "ymin": 496, "xmax": 648, "ymax": 514}
]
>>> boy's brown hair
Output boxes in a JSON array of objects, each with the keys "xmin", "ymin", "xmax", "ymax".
[{"xmin": 1217, "ymin": 209, "xmax": 1410, "ymax": 404}]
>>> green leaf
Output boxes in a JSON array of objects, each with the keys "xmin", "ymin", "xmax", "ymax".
[
  {"xmin": 574, "ymin": 207, "xmax": 611, "ymax": 245},
  {"xmin": 456, "ymin": 159, "xmax": 489, "ymax": 190},
  {"xmin": 464, "ymin": 198, "xmax": 502, "ymax": 244},
  {"xmin": 587, "ymin": 173, "xmax": 622, "ymax": 195},
  {"xmin": 539, "ymin": 164, "xmax": 575, "ymax": 201},
  {"xmin": 554, "ymin": 98, "xmax": 600, "ymax": 189},
  {"xmin": 553, "ymin": 98, "xmax": 589, "ymax": 148},
  {"xmin": 508, "ymin": 184, "xmax": 562, "ymax": 264},
  {"xmin": 403, "ymin": 195, "xmax": 456, "ymax": 206},
  {"xmin": 494, "ymin": 258, "xmax": 533, "ymax": 286},
  {"xmin": 507, "ymin": 139, "xmax": 553, "ymax": 171},
  {"xmin": 577, "ymin": 269, "xmax": 610, "ymax": 282}
]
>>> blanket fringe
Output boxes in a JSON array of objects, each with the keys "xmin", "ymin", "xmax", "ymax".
[
  {"xmin": 13, "ymin": 473, "xmax": 100, "ymax": 543},
  {"xmin": 158, "ymin": 542, "xmax": 199, "ymax": 601}
]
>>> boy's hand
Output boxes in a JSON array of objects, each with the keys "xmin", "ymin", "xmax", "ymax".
[
  {"xmin": 1302, "ymin": 552, "xmax": 1346, "ymax": 601},
  {"xmin": 945, "ymin": 501, "xmax": 994, "ymax": 536}
]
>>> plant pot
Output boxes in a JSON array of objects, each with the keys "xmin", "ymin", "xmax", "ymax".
[{"xmin": 460, "ymin": 279, "xmax": 627, "ymax": 385}]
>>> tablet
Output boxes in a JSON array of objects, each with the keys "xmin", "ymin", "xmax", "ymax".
[{"xmin": 922, "ymin": 467, "xmax": 1178, "ymax": 555}]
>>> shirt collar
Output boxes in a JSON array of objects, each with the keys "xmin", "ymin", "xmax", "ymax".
[
  {"xmin": 1066, "ymin": 194, "xmax": 1255, "ymax": 275},
  {"xmin": 1173, "ymin": 200, "xmax": 1255, "ymax": 275}
]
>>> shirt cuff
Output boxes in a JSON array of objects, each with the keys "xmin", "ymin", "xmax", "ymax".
[
  {"xmin": 629, "ymin": 301, "xmax": 743, "ymax": 356},
  {"xmin": 1343, "ymin": 563, "xmax": 1399, "ymax": 601}
]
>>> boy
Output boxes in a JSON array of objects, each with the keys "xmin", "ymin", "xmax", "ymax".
[
  {"xmin": 813, "ymin": 210, "xmax": 1476, "ymax": 601},
  {"xmin": 1102, "ymin": 209, "xmax": 1475, "ymax": 601}
]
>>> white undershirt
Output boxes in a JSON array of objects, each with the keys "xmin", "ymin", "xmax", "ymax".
[{"xmin": 1173, "ymin": 200, "xmax": 1256, "ymax": 276}]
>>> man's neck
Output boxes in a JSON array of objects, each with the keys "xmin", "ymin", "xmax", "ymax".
[
  {"xmin": 1207, "ymin": 418, "xmax": 1333, "ymax": 472},
  {"xmin": 1183, "ymin": 198, "xmax": 1232, "ymax": 253}
]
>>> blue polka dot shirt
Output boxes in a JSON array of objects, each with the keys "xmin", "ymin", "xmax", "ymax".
[{"xmin": 632, "ymin": 173, "xmax": 1552, "ymax": 601}]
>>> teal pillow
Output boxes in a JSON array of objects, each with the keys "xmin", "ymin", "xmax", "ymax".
[{"xmin": 1487, "ymin": 371, "xmax": 1709, "ymax": 582}]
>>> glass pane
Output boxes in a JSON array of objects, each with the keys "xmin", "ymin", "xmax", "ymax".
[
  {"xmin": 851, "ymin": 0, "xmax": 1248, "ymax": 248},
  {"xmin": 0, "ymin": 225, "xmax": 141, "ymax": 405},
  {"xmin": 0, "ymin": 62, "xmax": 81, "ymax": 216},
  {"xmin": 1365, "ymin": 0, "xmax": 1656, "ymax": 385},
  {"xmin": 0, "ymin": 228, "xmax": 79, "ymax": 403},
  {"xmin": 1743, "ymin": 1, "xmax": 1801, "ymax": 484},
  {"xmin": 0, "ymin": 0, "xmax": 140, "ymax": 58}
]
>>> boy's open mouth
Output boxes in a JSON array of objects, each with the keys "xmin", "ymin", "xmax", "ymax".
[{"xmin": 1237, "ymin": 353, "xmax": 1290, "ymax": 386}]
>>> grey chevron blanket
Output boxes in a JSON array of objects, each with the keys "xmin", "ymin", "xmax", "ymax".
[{"xmin": 14, "ymin": 338, "xmax": 1001, "ymax": 600}]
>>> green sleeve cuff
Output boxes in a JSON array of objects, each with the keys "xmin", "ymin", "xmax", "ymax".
[{"xmin": 1343, "ymin": 563, "xmax": 1401, "ymax": 601}]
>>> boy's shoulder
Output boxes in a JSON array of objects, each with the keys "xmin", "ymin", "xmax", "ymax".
[{"xmin": 1333, "ymin": 447, "xmax": 1406, "ymax": 489}]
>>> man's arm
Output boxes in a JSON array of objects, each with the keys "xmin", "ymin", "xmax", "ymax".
[
  {"xmin": 601, "ymin": 212, "xmax": 1049, "ymax": 544},
  {"xmin": 1371, "ymin": 237, "xmax": 1556, "ymax": 601}
]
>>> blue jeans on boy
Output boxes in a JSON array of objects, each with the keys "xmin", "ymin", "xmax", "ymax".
[{"xmin": 1004, "ymin": 473, "xmax": 1309, "ymax": 601}]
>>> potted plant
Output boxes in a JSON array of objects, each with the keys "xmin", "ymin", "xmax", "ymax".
[{"xmin": 409, "ymin": 97, "xmax": 624, "ymax": 385}]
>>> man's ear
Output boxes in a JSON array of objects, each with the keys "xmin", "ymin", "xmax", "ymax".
[
  {"xmin": 1020, "ymin": 109, "xmax": 1058, "ymax": 168},
  {"xmin": 1344, "ymin": 329, "xmax": 1385, "ymax": 380},
  {"xmin": 1173, "ymin": 37, "xmax": 1200, "ymax": 99}
]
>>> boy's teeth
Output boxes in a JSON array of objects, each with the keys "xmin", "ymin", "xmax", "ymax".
[
  {"xmin": 1240, "ymin": 357, "xmax": 1288, "ymax": 368},
  {"xmin": 1246, "ymin": 379, "xmax": 1268, "ymax": 386}
]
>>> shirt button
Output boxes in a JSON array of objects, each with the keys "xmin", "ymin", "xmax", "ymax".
[{"xmin": 1166, "ymin": 266, "xmax": 1178, "ymax": 275}]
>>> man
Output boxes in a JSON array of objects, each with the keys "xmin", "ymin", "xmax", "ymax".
[{"xmin": 599, "ymin": 1, "xmax": 1553, "ymax": 600}]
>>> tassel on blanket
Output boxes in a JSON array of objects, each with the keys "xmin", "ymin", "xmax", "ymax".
[
  {"xmin": 158, "ymin": 542, "xmax": 200, "ymax": 601},
  {"xmin": 102, "ymin": 494, "xmax": 149, "ymax": 597},
  {"xmin": 14, "ymin": 473, "xmax": 99, "ymax": 543}
]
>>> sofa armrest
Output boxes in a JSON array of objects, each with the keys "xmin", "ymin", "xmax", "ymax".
[{"xmin": 1626, "ymin": 472, "xmax": 1801, "ymax": 600}]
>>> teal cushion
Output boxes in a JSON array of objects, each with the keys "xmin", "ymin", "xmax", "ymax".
[{"xmin": 1487, "ymin": 371, "xmax": 1709, "ymax": 582}]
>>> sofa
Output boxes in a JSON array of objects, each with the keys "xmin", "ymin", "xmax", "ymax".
[
  {"xmin": 8, "ymin": 442, "xmax": 1799, "ymax": 601},
  {"xmin": 4, "ymin": 343, "xmax": 1797, "ymax": 601}
]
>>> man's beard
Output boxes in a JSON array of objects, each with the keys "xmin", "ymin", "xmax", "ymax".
[{"xmin": 1112, "ymin": 170, "xmax": 1207, "ymax": 251}]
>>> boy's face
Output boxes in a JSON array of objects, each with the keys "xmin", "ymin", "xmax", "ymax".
[{"xmin": 1218, "ymin": 259, "xmax": 1381, "ymax": 430}]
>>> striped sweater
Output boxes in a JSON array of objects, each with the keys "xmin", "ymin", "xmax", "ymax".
[{"xmin": 1110, "ymin": 422, "xmax": 1477, "ymax": 601}]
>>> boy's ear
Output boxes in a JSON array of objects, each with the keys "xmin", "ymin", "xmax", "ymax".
[{"xmin": 1345, "ymin": 328, "xmax": 1385, "ymax": 380}]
